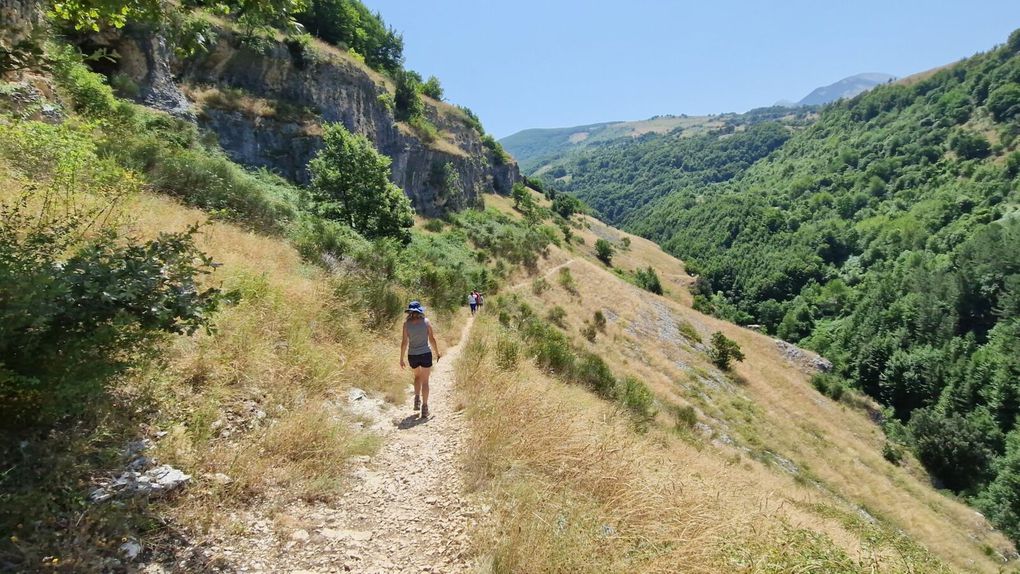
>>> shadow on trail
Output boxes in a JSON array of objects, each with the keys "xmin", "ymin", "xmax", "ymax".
[{"xmin": 395, "ymin": 414, "xmax": 431, "ymax": 430}]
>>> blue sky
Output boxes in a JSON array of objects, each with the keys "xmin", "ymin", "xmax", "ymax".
[{"xmin": 360, "ymin": 1, "xmax": 1020, "ymax": 138}]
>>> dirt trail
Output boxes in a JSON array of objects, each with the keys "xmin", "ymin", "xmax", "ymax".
[
  {"xmin": 205, "ymin": 316, "xmax": 479, "ymax": 574},
  {"xmin": 510, "ymin": 258, "xmax": 575, "ymax": 291}
]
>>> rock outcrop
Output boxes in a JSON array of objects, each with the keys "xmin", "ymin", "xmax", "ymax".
[
  {"xmin": 102, "ymin": 26, "xmax": 519, "ymax": 216},
  {"xmin": 0, "ymin": 0, "xmax": 42, "ymax": 45}
]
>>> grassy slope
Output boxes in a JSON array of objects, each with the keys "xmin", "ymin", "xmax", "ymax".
[
  {"xmin": 500, "ymin": 115, "xmax": 726, "ymax": 173},
  {"xmin": 462, "ymin": 189, "xmax": 1014, "ymax": 572}
]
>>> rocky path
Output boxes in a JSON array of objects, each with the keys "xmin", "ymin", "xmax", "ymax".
[{"xmin": 197, "ymin": 316, "xmax": 479, "ymax": 574}]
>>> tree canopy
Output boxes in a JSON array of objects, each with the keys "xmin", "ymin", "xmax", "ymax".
[{"xmin": 309, "ymin": 123, "xmax": 413, "ymax": 242}]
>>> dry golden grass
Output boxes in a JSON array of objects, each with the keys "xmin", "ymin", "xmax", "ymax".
[
  {"xmin": 461, "ymin": 193, "xmax": 1012, "ymax": 572},
  {"xmin": 114, "ymin": 194, "xmax": 424, "ymax": 524}
]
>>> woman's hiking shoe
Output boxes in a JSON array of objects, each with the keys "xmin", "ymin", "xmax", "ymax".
[
  {"xmin": 413, "ymin": 395, "xmax": 421, "ymax": 411},
  {"xmin": 420, "ymin": 404, "xmax": 429, "ymax": 419}
]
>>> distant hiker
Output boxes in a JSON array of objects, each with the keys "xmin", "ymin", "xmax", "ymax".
[
  {"xmin": 475, "ymin": 291, "xmax": 484, "ymax": 312},
  {"xmin": 468, "ymin": 292, "xmax": 477, "ymax": 315},
  {"xmin": 400, "ymin": 301, "xmax": 441, "ymax": 418}
]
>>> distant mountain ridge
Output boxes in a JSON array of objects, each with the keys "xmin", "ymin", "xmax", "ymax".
[{"xmin": 796, "ymin": 72, "xmax": 896, "ymax": 106}]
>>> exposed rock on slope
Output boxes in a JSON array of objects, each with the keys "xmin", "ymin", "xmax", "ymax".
[{"xmin": 99, "ymin": 25, "xmax": 519, "ymax": 216}]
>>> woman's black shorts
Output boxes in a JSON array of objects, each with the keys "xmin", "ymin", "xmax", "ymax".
[{"xmin": 408, "ymin": 352, "xmax": 433, "ymax": 369}]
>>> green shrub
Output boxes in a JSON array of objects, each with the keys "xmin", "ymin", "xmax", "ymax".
[
  {"xmin": 547, "ymin": 305, "xmax": 567, "ymax": 329},
  {"xmin": 593, "ymin": 310, "xmax": 606, "ymax": 332},
  {"xmin": 882, "ymin": 441, "xmax": 904, "ymax": 465},
  {"xmin": 495, "ymin": 335, "xmax": 520, "ymax": 369},
  {"xmin": 574, "ymin": 352, "xmax": 616, "ymax": 399},
  {"xmin": 288, "ymin": 213, "xmax": 367, "ymax": 263},
  {"xmin": 421, "ymin": 75, "xmax": 443, "ymax": 100},
  {"xmin": 672, "ymin": 404, "xmax": 698, "ymax": 431},
  {"xmin": 620, "ymin": 376, "xmax": 656, "ymax": 427},
  {"xmin": 422, "ymin": 219, "xmax": 444, "ymax": 232},
  {"xmin": 408, "ymin": 115, "xmax": 439, "ymax": 143},
  {"xmin": 531, "ymin": 276, "xmax": 549, "ymax": 295},
  {"xmin": 147, "ymin": 148, "xmax": 298, "ymax": 232},
  {"xmin": 580, "ymin": 322, "xmax": 597, "ymax": 342},
  {"xmin": 482, "ymin": 134, "xmax": 508, "ymax": 165},
  {"xmin": 0, "ymin": 199, "xmax": 222, "ymax": 426},
  {"xmin": 394, "ymin": 69, "xmax": 424, "ymax": 121},
  {"xmin": 558, "ymin": 267, "xmax": 577, "ymax": 294},
  {"xmin": 595, "ymin": 238, "xmax": 614, "ymax": 265},
  {"xmin": 52, "ymin": 47, "xmax": 120, "ymax": 119},
  {"xmin": 634, "ymin": 265, "xmax": 663, "ymax": 294},
  {"xmin": 810, "ymin": 373, "xmax": 846, "ymax": 401},
  {"xmin": 533, "ymin": 328, "xmax": 574, "ymax": 375},
  {"xmin": 677, "ymin": 319, "xmax": 702, "ymax": 343},
  {"xmin": 709, "ymin": 331, "xmax": 744, "ymax": 370}
]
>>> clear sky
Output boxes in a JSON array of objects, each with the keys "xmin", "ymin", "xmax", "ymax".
[{"xmin": 360, "ymin": 1, "xmax": 1020, "ymax": 138}]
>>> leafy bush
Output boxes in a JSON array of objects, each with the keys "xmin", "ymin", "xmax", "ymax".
[
  {"xmin": 558, "ymin": 267, "xmax": 577, "ymax": 294},
  {"xmin": 677, "ymin": 319, "xmax": 702, "ymax": 343},
  {"xmin": 482, "ymin": 134, "xmax": 509, "ymax": 166},
  {"xmin": 422, "ymin": 219, "xmax": 444, "ymax": 232},
  {"xmin": 408, "ymin": 115, "xmax": 439, "ymax": 143},
  {"xmin": 0, "ymin": 199, "xmax": 222, "ymax": 426},
  {"xmin": 546, "ymin": 306, "xmax": 567, "ymax": 329},
  {"xmin": 574, "ymin": 353, "xmax": 616, "ymax": 400},
  {"xmin": 592, "ymin": 310, "xmax": 606, "ymax": 332},
  {"xmin": 594, "ymin": 238, "xmax": 614, "ymax": 265},
  {"xmin": 580, "ymin": 322, "xmax": 597, "ymax": 342},
  {"xmin": 882, "ymin": 442, "xmax": 904, "ymax": 465},
  {"xmin": 620, "ymin": 376, "xmax": 656, "ymax": 427},
  {"xmin": 949, "ymin": 130, "xmax": 991, "ymax": 160},
  {"xmin": 634, "ymin": 265, "xmax": 663, "ymax": 294},
  {"xmin": 495, "ymin": 334, "xmax": 520, "ymax": 369},
  {"xmin": 709, "ymin": 331, "xmax": 744, "ymax": 370},
  {"xmin": 530, "ymin": 322, "xmax": 574, "ymax": 375},
  {"xmin": 421, "ymin": 75, "xmax": 443, "ymax": 100},
  {"xmin": 52, "ymin": 46, "xmax": 120, "ymax": 118},
  {"xmin": 531, "ymin": 276, "xmax": 549, "ymax": 295},
  {"xmin": 288, "ymin": 213, "xmax": 368, "ymax": 263},
  {"xmin": 672, "ymin": 404, "xmax": 698, "ymax": 431},
  {"xmin": 394, "ymin": 69, "xmax": 424, "ymax": 121}
]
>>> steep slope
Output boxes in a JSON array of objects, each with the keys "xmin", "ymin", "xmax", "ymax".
[
  {"xmin": 607, "ymin": 29, "xmax": 1020, "ymax": 543},
  {"xmin": 798, "ymin": 72, "xmax": 896, "ymax": 106},
  {"xmin": 456, "ymin": 189, "xmax": 1015, "ymax": 572}
]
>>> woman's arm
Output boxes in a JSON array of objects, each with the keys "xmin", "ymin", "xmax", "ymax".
[
  {"xmin": 427, "ymin": 322, "xmax": 441, "ymax": 361},
  {"xmin": 400, "ymin": 323, "xmax": 409, "ymax": 368}
]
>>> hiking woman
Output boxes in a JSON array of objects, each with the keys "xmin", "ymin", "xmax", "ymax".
[
  {"xmin": 468, "ymin": 291, "xmax": 477, "ymax": 315},
  {"xmin": 400, "ymin": 301, "xmax": 441, "ymax": 418}
]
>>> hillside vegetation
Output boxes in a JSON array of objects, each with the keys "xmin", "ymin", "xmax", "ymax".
[
  {"xmin": 456, "ymin": 189, "xmax": 1014, "ymax": 573},
  {"xmin": 502, "ymin": 106, "xmax": 818, "ymax": 176},
  {"xmin": 560, "ymin": 29, "xmax": 1020, "ymax": 544}
]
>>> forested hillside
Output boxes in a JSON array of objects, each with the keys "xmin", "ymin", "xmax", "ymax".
[{"xmin": 617, "ymin": 30, "xmax": 1020, "ymax": 540}]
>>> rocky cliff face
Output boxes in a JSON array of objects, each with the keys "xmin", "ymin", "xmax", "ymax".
[
  {"xmin": 104, "ymin": 26, "xmax": 519, "ymax": 216},
  {"xmin": 0, "ymin": 0, "xmax": 42, "ymax": 44}
]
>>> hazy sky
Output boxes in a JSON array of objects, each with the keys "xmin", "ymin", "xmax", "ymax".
[{"xmin": 360, "ymin": 1, "xmax": 1020, "ymax": 138}]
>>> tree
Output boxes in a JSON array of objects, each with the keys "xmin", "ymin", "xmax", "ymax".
[
  {"xmin": 709, "ymin": 332, "xmax": 744, "ymax": 370},
  {"xmin": 309, "ymin": 123, "xmax": 412, "ymax": 242},
  {"xmin": 987, "ymin": 84, "xmax": 1020, "ymax": 122},
  {"xmin": 394, "ymin": 70, "xmax": 423, "ymax": 121},
  {"xmin": 421, "ymin": 75, "xmax": 443, "ymax": 100},
  {"xmin": 594, "ymin": 238, "xmax": 614, "ymax": 265}
]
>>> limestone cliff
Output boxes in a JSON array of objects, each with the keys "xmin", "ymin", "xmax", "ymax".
[{"xmin": 103, "ymin": 26, "xmax": 519, "ymax": 216}]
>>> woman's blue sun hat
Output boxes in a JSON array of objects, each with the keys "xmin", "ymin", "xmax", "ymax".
[{"xmin": 406, "ymin": 300, "xmax": 425, "ymax": 314}]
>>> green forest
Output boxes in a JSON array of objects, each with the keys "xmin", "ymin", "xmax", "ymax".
[{"xmin": 543, "ymin": 31, "xmax": 1020, "ymax": 542}]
